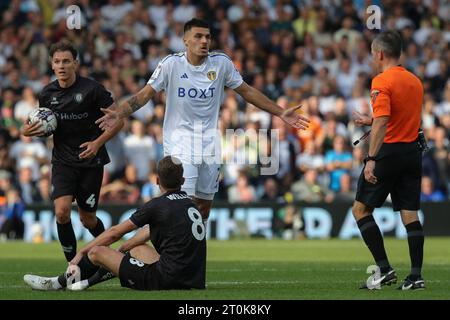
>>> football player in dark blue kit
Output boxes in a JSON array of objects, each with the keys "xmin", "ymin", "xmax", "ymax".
[
  {"xmin": 24, "ymin": 156, "xmax": 206, "ymax": 291},
  {"xmin": 22, "ymin": 40, "xmax": 123, "ymax": 263}
]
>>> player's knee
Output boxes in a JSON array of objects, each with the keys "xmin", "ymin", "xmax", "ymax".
[
  {"xmin": 400, "ymin": 211, "xmax": 420, "ymax": 225},
  {"xmin": 129, "ymin": 246, "xmax": 143, "ymax": 259},
  {"xmin": 88, "ymin": 246, "xmax": 105, "ymax": 264},
  {"xmin": 352, "ymin": 203, "xmax": 371, "ymax": 220},
  {"xmin": 55, "ymin": 206, "xmax": 71, "ymax": 224}
]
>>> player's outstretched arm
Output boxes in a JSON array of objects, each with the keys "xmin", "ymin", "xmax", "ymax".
[
  {"xmin": 70, "ymin": 219, "xmax": 137, "ymax": 266},
  {"xmin": 234, "ymin": 82, "xmax": 310, "ymax": 130},
  {"xmin": 96, "ymin": 85, "xmax": 155, "ymax": 131}
]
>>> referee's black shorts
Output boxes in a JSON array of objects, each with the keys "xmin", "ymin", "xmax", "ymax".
[{"xmin": 356, "ymin": 142, "xmax": 422, "ymax": 211}]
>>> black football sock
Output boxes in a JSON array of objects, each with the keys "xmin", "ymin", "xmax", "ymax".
[
  {"xmin": 87, "ymin": 268, "xmax": 116, "ymax": 287},
  {"xmin": 88, "ymin": 218, "xmax": 105, "ymax": 237},
  {"xmin": 57, "ymin": 272, "xmax": 69, "ymax": 288},
  {"xmin": 78, "ymin": 255, "xmax": 100, "ymax": 280},
  {"xmin": 357, "ymin": 215, "xmax": 391, "ymax": 273},
  {"xmin": 57, "ymin": 221, "xmax": 77, "ymax": 262},
  {"xmin": 405, "ymin": 221, "xmax": 424, "ymax": 280}
]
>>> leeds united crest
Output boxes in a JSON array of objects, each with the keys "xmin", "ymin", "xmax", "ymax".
[{"xmin": 207, "ymin": 70, "xmax": 217, "ymax": 81}]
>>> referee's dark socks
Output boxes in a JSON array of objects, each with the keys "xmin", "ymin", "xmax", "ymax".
[
  {"xmin": 88, "ymin": 218, "xmax": 105, "ymax": 237},
  {"xmin": 56, "ymin": 220, "xmax": 77, "ymax": 262},
  {"xmin": 405, "ymin": 221, "xmax": 424, "ymax": 280},
  {"xmin": 57, "ymin": 255, "xmax": 99, "ymax": 287},
  {"xmin": 357, "ymin": 215, "xmax": 391, "ymax": 273}
]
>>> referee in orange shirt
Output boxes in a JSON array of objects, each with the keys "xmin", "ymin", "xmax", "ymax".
[{"xmin": 353, "ymin": 31, "xmax": 425, "ymax": 290}]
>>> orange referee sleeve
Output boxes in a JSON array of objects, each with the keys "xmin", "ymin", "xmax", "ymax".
[{"xmin": 371, "ymin": 75, "xmax": 391, "ymax": 118}]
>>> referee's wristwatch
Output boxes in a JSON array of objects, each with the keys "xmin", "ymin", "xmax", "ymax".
[{"xmin": 364, "ymin": 155, "xmax": 377, "ymax": 164}]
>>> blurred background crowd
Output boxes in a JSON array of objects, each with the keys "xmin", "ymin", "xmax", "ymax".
[{"xmin": 0, "ymin": 0, "xmax": 449, "ymax": 236}]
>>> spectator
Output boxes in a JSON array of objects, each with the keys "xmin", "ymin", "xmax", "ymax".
[
  {"xmin": 228, "ymin": 172, "xmax": 256, "ymax": 204},
  {"xmin": 172, "ymin": 0, "xmax": 196, "ymax": 24},
  {"xmin": 421, "ymin": 176, "xmax": 445, "ymax": 202},
  {"xmin": 333, "ymin": 16, "xmax": 361, "ymax": 54},
  {"xmin": 291, "ymin": 169, "xmax": 333, "ymax": 203},
  {"xmin": 13, "ymin": 87, "xmax": 38, "ymax": 123},
  {"xmin": 37, "ymin": 175, "xmax": 51, "ymax": 203},
  {"xmin": 0, "ymin": 189, "xmax": 25, "ymax": 240},
  {"xmin": 424, "ymin": 126, "xmax": 450, "ymax": 194},
  {"xmin": 9, "ymin": 135, "xmax": 49, "ymax": 181},
  {"xmin": 123, "ymin": 120, "xmax": 156, "ymax": 183},
  {"xmin": 105, "ymin": 130, "xmax": 126, "ymax": 182},
  {"xmin": 100, "ymin": 0, "xmax": 134, "ymax": 30},
  {"xmin": 17, "ymin": 165, "xmax": 40, "ymax": 204},
  {"xmin": 334, "ymin": 173, "xmax": 356, "ymax": 202},
  {"xmin": 0, "ymin": 133, "xmax": 14, "ymax": 173},
  {"xmin": 260, "ymin": 177, "xmax": 284, "ymax": 202},
  {"xmin": 296, "ymin": 141, "xmax": 325, "ymax": 174},
  {"xmin": 325, "ymin": 135, "xmax": 352, "ymax": 192},
  {"xmin": 101, "ymin": 164, "xmax": 141, "ymax": 204},
  {"xmin": 141, "ymin": 172, "xmax": 160, "ymax": 203},
  {"xmin": 350, "ymin": 147, "xmax": 365, "ymax": 190}
]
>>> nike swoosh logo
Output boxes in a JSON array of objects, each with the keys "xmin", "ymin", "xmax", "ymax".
[
  {"xmin": 402, "ymin": 284, "xmax": 413, "ymax": 290},
  {"xmin": 366, "ymin": 273, "xmax": 389, "ymax": 289},
  {"xmin": 370, "ymin": 276, "xmax": 384, "ymax": 287}
]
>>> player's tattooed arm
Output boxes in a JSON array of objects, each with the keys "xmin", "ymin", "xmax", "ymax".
[
  {"xmin": 97, "ymin": 85, "xmax": 156, "ymax": 131},
  {"xmin": 234, "ymin": 82, "xmax": 310, "ymax": 130},
  {"xmin": 120, "ymin": 85, "xmax": 156, "ymax": 118},
  {"xmin": 127, "ymin": 96, "xmax": 142, "ymax": 112}
]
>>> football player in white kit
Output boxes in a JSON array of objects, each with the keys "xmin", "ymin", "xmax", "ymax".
[{"xmin": 97, "ymin": 18, "xmax": 309, "ymax": 221}]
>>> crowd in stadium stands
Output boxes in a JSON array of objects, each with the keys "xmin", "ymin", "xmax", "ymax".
[{"xmin": 0, "ymin": 0, "xmax": 449, "ymax": 232}]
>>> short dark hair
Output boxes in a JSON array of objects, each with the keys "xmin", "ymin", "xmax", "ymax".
[
  {"xmin": 184, "ymin": 18, "xmax": 210, "ymax": 34},
  {"xmin": 372, "ymin": 30, "xmax": 402, "ymax": 59},
  {"xmin": 157, "ymin": 156, "xmax": 184, "ymax": 189},
  {"xmin": 49, "ymin": 40, "xmax": 78, "ymax": 60}
]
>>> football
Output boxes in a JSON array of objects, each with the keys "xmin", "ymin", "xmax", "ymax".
[{"xmin": 28, "ymin": 107, "xmax": 57, "ymax": 137}]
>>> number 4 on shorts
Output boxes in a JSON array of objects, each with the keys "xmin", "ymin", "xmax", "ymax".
[{"xmin": 86, "ymin": 194, "xmax": 96, "ymax": 208}]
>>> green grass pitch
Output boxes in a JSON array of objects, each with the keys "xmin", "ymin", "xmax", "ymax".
[{"xmin": 0, "ymin": 238, "xmax": 449, "ymax": 300}]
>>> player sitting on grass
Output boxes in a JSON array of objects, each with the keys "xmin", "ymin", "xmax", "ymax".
[{"xmin": 24, "ymin": 156, "xmax": 206, "ymax": 291}]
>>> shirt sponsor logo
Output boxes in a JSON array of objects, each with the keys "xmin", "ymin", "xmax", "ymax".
[
  {"xmin": 178, "ymin": 87, "xmax": 215, "ymax": 99},
  {"xmin": 56, "ymin": 112, "xmax": 89, "ymax": 120}
]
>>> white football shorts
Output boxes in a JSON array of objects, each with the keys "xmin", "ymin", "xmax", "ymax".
[{"xmin": 180, "ymin": 159, "xmax": 221, "ymax": 201}]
